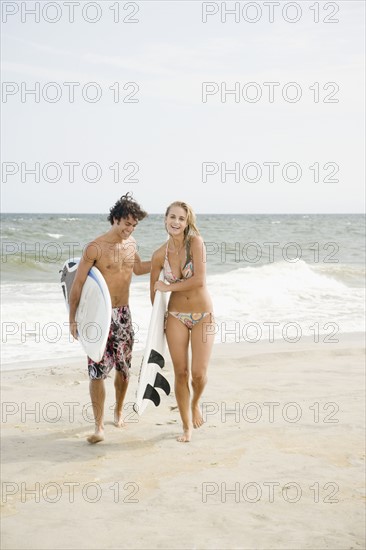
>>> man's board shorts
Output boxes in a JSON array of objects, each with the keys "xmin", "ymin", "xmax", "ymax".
[{"xmin": 88, "ymin": 306, "xmax": 134, "ymax": 381}]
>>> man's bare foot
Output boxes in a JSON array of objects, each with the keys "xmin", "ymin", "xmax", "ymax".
[
  {"xmin": 114, "ymin": 409, "xmax": 126, "ymax": 428},
  {"xmin": 177, "ymin": 426, "xmax": 192, "ymax": 443},
  {"xmin": 87, "ymin": 428, "xmax": 104, "ymax": 444},
  {"xmin": 192, "ymin": 405, "xmax": 204, "ymax": 429}
]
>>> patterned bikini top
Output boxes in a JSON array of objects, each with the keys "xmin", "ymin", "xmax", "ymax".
[{"xmin": 163, "ymin": 239, "xmax": 194, "ymax": 283}]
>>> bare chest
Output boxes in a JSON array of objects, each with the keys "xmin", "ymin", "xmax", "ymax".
[{"xmin": 96, "ymin": 243, "xmax": 136, "ymax": 274}]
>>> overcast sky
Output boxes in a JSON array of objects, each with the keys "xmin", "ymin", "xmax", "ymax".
[{"xmin": 1, "ymin": 0, "xmax": 365, "ymax": 213}]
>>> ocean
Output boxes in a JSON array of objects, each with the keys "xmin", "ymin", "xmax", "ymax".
[{"xmin": 1, "ymin": 213, "xmax": 365, "ymax": 369}]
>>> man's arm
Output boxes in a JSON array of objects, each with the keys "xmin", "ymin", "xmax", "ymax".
[
  {"xmin": 68, "ymin": 242, "xmax": 99, "ymax": 338},
  {"xmin": 133, "ymin": 252, "xmax": 151, "ymax": 276}
]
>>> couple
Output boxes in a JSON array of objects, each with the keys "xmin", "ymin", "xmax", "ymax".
[{"xmin": 69, "ymin": 194, "xmax": 214, "ymax": 444}]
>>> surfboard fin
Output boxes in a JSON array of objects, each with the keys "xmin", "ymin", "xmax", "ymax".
[
  {"xmin": 61, "ymin": 283, "xmax": 67, "ymax": 301},
  {"xmin": 154, "ymin": 372, "xmax": 170, "ymax": 396},
  {"xmin": 142, "ymin": 384, "xmax": 161, "ymax": 407},
  {"xmin": 148, "ymin": 349, "xmax": 165, "ymax": 369}
]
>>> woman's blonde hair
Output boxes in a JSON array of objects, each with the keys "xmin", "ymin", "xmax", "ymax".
[{"xmin": 165, "ymin": 201, "xmax": 200, "ymax": 241}]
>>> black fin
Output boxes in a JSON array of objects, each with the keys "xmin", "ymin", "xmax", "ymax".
[
  {"xmin": 60, "ymin": 266, "xmax": 67, "ymax": 284},
  {"xmin": 143, "ymin": 384, "xmax": 161, "ymax": 407},
  {"xmin": 148, "ymin": 349, "xmax": 165, "ymax": 369},
  {"xmin": 154, "ymin": 372, "xmax": 170, "ymax": 396}
]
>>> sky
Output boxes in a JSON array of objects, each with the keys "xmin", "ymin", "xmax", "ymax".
[{"xmin": 1, "ymin": 0, "xmax": 365, "ymax": 214}]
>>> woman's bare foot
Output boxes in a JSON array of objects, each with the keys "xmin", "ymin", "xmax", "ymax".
[
  {"xmin": 114, "ymin": 409, "xmax": 126, "ymax": 428},
  {"xmin": 192, "ymin": 405, "xmax": 204, "ymax": 429},
  {"xmin": 87, "ymin": 427, "xmax": 104, "ymax": 444},
  {"xmin": 177, "ymin": 425, "xmax": 192, "ymax": 443}
]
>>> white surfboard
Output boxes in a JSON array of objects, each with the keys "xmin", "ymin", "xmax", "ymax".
[
  {"xmin": 60, "ymin": 258, "xmax": 112, "ymax": 363},
  {"xmin": 134, "ymin": 273, "xmax": 170, "ymax": 415}
]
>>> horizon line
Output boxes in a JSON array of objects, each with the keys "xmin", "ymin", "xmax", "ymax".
[{"xmin": 1, "ymin": 212, "xmax": 365, "ymax": 216}]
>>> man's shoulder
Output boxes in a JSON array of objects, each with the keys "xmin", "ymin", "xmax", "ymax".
[
  {"xmin": 87, "ymin": 233, "xmax": 108, "ymax": 246},
  {"xmin": 122, "ymin": 236, "xmax": 138, "ymax": 253},
  {"xmin": 82, "ymin": 234, "xmax": 110, "ymax": 261}
]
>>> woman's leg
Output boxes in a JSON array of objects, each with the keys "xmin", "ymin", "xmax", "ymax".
[
  {"xmin": 190, "ymin": 315, "xmax": 215, "ymax": 429},
  {"xmin": 165, "ymin": 314, "xmax": 191, "ymax": 442}
]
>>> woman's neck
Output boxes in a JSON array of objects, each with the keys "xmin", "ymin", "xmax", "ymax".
[{"xmin": 168, "ymin": 236, "xmax": 185, "ymax": 253}]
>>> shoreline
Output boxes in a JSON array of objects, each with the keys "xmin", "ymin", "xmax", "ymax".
[{"xmin": 1, "ymin": 331, "xmax": 365, "ymax": 374}]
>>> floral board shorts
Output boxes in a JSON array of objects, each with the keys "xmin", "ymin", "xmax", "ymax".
[{"xmin": 87, "ymin": 306, "xmax": 134, "ymax": 381}]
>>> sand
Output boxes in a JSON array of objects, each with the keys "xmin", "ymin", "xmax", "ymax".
[{"xmin": 1, "ymin": 333, "xmax": 365, "ymax": 550}]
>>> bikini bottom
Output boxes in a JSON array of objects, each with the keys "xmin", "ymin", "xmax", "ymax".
[{"xmin": 164, "ymin": 311, "xmax": 214, "ymax": 330}]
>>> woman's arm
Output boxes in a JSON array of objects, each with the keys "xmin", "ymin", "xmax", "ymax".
[
  {"xmin": 154, "ymin": 236, "xmax": 206, "ymax": 293},
  {"xmin": 150, "ymin": 247, "xmax": 164, "ymax": 304}
]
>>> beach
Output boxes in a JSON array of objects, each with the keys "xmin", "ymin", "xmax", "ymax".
[
  {"xmin": 1, "ymin": 333, "xmax": 365, "ymax": 550},
  {"xmin": 2, "ymin": 0, "xmax": 365, "ymax": 546}
]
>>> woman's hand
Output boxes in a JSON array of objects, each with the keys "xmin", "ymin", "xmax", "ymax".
[
  {"xmin": 154, "ymin": 280, "xmax": 170, "ymax": 292},
  {"xmin": 69, "ymin": 321, "xmax": 78, "ymax": 340}
]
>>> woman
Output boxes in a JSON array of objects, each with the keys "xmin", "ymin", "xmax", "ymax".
[{"xmin": 150, "ymin": 201, "xmax": 215, "ymax": 442}]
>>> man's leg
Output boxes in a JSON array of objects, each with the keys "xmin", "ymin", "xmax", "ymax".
[
  {"xmin": 114, "ymin": 372, "xmax": 129, "ymax": 427},
  {"xmin": 87, "ymin": 378, "xmax": 106, "ymax": 444},
  {"xmin": 113, "ymin": 305, "xmax": 133, "ymax": 428}
]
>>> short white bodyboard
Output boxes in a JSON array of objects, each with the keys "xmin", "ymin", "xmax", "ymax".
[{"xmin": 60, "ymin": 258, "xmax": 112, "ymax": 363}]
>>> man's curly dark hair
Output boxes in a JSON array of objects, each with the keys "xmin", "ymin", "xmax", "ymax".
[{"xmin": 107, "ymin": 193, "xmax": 148, "ymax": 225}]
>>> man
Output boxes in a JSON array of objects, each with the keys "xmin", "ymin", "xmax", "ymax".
[{"xmin": 69, "ymin": 193, "xmax": 150, "ymax": 444}]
